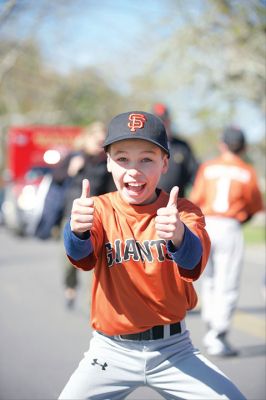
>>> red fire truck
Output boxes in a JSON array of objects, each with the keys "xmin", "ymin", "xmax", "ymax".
[
  {"xmin": 2, "ymin": 125, "xmax": 81, "ymax": 235},
  {"xmin": 6, "ymin": 125, "xmax": 82, "ymax": 180}
]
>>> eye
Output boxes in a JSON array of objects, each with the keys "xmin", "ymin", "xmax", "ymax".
[
  {"xmin": 141, "ymin": 157, "xmax": 153, "ymax": 163},
  {"xmin": 117, "ymin": 157, "xmax": 127, "ymax": 162}
]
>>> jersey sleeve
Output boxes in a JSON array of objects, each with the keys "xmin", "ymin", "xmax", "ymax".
[
  {"xmin": 245, "ymin": 167, "xmax": 264, "ymax": 217},
  {"xmin": 177, "ymin": 198, "xmax": 211, "ymax": 281},
  {"xmin": 167, "ymin": 225, "xmax": 202, "ymax": 270},
  {"xmin": 64, "ymin": 220, "xmax": 93, "ymax": 260}
]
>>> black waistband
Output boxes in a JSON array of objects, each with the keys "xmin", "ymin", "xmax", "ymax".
[{"xmin": 119, "ymin": 322, "xmax": 181, "ymax": 341}]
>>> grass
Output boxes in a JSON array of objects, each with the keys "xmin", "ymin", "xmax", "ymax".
[{"xmin": 243, "ymin": 223, "xmax": 265, "ymax": 245}]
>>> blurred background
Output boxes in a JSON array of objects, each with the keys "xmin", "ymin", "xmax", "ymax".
[
  {"xmin": 0, "ymin": 0, "xmax": 265, "ymax": 156},
  {"xmin": 0, "ymin": 1, "xmax": 265, "ymax": 399},
  {"xmin": 0, "ymin": 0, "xmax": 265, "ymax": 234}
]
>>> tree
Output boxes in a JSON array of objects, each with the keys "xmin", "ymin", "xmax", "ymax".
[
  {"xmin": 53, "ymin": 67, "xmax": 126, "ymax": 126},
  {"xmin": 131, "ymin": 0, "xmax": 266, "ymax": 141}
]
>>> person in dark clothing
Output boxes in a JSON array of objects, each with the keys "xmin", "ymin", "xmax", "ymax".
[
  {"xmin": 152, "ymin": 103, "xmax": 198, "ymax": 197},
  {"xmin": 52, "ymin": 121, "xmax": 115, "ymax": 307}
]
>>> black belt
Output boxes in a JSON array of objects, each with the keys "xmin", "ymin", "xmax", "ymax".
[{"xmin": 119, "ymin": 322, "xmax": 181, "ymax": 341}]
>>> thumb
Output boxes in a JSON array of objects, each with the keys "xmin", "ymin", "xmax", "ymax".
[
  {"xmin": 81, "ymin": 178, "xmax": 90, "ymax": 198},
  {"xmin": 167, "ymin": 186, "xmax": 179, "ymax": 208}
]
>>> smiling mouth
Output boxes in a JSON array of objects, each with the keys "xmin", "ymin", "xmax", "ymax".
[{"xmin": 125, "ymin": 182, "xmax": 145, "ymax": 193}]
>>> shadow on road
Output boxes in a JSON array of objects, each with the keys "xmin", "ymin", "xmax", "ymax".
[{"xmin": 238, "ymin": 344, "xmax": 266, "ymax": 358}]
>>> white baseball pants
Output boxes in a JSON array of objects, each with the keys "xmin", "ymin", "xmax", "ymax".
[
  {"xmin": 59, "ymin": 328, "xmax": 246, "ymax": 399},
  {"xmin": 201, "ymin": 217, "xmax": 244, "ymax": 334}
]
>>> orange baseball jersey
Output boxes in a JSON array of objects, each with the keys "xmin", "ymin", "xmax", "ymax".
[
  {"xmin": 68, "ymin": 190, "xmax": 210, "ymax": 336},
  {"xmin": 190, "ymin": 153, "xmax": 264, "ymax": 222}
]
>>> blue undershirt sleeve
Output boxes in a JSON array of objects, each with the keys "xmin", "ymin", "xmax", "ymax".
[
  {"xmin": 166, "ymin": 224, "xmax": 202, "ymax": 270},
  {"xmin": 63, "ymin": 220, "xmax": 93, "ymax": 261}
]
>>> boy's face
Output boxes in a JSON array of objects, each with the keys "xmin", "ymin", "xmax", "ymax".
[{"xmin": 107, "ymin": 139, "xmax": 169, "ymax": 205}]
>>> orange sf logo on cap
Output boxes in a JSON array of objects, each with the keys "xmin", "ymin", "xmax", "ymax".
[{"xmin": 128, "ymin": 113, "xmax": 146, "ymax": 132}]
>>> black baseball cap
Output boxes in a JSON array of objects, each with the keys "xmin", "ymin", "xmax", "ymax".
[
  {"xmin": 222, "ymin": 126, "xmax": 246, "ymax": 153},
  {"xmin": 103, "ymin": 111, "xmax": 170, "ymax": 157}
]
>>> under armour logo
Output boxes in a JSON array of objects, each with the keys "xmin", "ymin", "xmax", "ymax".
[
  {"xmin": 91, "ymin": 358, "xmax": 108, "ymax": 370},
  {"xmin": 128, "ymin": 113, "xmax": 146, "ymax": 132}
]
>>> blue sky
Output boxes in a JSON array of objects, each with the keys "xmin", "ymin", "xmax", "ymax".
[
  {"xmin": 9, "ymin": 0, "xmax": 170, "ymax": 78},
  {"xmin": 1, "ymin": 0, "xmax": 172, "ymax": 90}
]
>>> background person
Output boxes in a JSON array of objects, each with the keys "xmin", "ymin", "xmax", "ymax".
[
  {"xmin": 52, "ymin": 121, "xmax": 115, "ymax": 307},
  {"xmin": 190, "ymin": 126, "xmax": 264, "ymax": 356},
  {"xmin": 152, "ymin": 102, "xmax": 198, "ymax": 196}
]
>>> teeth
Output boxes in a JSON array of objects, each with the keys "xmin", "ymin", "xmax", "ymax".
[{"xmin": 127, "ymin": 183, "xmax": 143, "ymax": 187}]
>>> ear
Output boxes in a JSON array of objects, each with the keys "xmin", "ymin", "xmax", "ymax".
[
  {"xmin": 161, "ymin": 154, "xmax": 169, "ymax": 175},
  {"xmin": 107, "ymin": 153, "xmax": 112, "ymax": 172}
]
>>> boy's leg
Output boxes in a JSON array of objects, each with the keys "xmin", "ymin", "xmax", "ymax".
[
  {"xmin": 211, "ymin": 225, "xmax": 244, "ymax": 334},
  {"xmin": 200, "ymin": 253, "xmax": 215, "ymax": 328},
  {"xmin": 64, "ymin": 262, "xmax": 78, "ymax": 308},
  {"xmin": 58, "ymin": 332, "xmax": 144, "ymax": 400},
  {"xmin": 146, "ymin": 331, "xmax": 246, "ymax": 400},
  {"xmin": 202, "ymin": 219, "xmax": 244, "ymax": 356}
]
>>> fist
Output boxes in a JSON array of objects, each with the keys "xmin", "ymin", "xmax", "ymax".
[
  {"xmin": 70, "ymin": 179, "xmax": 95, "ymax": 234},
  {"xmin": 155, "ymin": 186, "xmax": 184, "ymax": 248}
]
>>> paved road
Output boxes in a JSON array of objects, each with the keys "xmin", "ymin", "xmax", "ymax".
[{"xmin": 0, "ymin": 226, "xmax": 265, "ymax": 400}]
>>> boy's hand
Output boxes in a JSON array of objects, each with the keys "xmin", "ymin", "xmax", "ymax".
[
  {"xmin": 70, "ymin": 179, "xmax": 95, "ymax": 234},
  {"xmin": 155, "ymin": 186, "xmax": 185, "ymax": 248}
]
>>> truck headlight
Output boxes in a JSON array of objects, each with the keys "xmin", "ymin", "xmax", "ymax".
[{"xmin": 17, "ymin": 185, "xmax": 37, "ymax": 211}]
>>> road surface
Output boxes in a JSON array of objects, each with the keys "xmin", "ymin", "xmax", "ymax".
[{"xmin": 0, "ymin": 226, "xmax": 265, "ymax": 399}]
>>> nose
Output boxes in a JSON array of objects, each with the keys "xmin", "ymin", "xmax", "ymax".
[{"xmin": 127, "ymin": 165, "xmax": 142, "ymax": 178}]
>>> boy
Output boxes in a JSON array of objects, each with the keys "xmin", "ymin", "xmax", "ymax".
[
  {"xmin": 190, "ymin": 126, "xmax": 264, "ymax": 356},
  {"xmin": 59, "ymin": 111, "xmax": 246, "ymax": 399}
]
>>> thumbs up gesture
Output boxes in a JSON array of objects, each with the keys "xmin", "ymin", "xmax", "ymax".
[
  {"xmin": 70, "ymin": 179, "xmax": 95, "ymax": 234},
  {"xmin": 155, "ymin": 186, "xmax": 185, "ymax": 248}
]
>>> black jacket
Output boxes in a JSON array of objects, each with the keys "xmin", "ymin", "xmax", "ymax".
[
  {"xmin": 52, "ymin": 151, "xmax": 115, "ymax": 218},
  {"xmin": 158, "ymin": 137, "xmax": 198, "ymax": 197}
]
